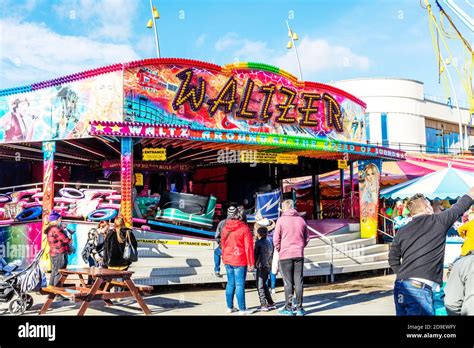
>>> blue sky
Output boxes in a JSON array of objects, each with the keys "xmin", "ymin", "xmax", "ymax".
[{"xmin": 0, "ymin": 0, "xmax": 470, "ymax": 102}]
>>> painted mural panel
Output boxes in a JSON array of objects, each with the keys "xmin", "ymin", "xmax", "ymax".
[
  {"xmin": 358, "ymin": 159, "xmax": 382, "ymax": 238},
  {"xmin": 124, "ymin": 63, "xmax": 366, "ymax": 143},
  {"xmin": 0, "ymin": 71, "xmax": 123, "ymax": 144}
]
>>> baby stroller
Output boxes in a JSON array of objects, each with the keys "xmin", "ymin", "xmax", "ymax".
[{"xmin": 0, "ymin": 249, "xmax": 46, "ymax": 315}]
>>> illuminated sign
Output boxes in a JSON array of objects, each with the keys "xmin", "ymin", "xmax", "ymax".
[
  {"xmin": 171, "ymin": 69, "xmax": 343, "ymax": 132},
  {"xmin": 89, "ymin": 121, "xmax": 405, "ymax": 160},
  {"xmin": 90, "ymin": 121, "xmax": 189, "ymax": 138},
  {"xmin": 102, "ymin": 160, "xmax": 192, "ymax": 172},
  {"xmin": 143, "ymin": 148, "xmax": 166, "ymax": 161}
]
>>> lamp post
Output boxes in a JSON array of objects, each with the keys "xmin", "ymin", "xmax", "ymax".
[
  {"xmin": 147, "ymin": 0, "xmax": 161, "ymax": 58},
  {"xmin": 285, "ymin": 20, "xmax": 303, "ymax": 81}
]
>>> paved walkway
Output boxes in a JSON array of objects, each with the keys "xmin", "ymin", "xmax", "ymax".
[{"xmin": 5, "ymin": 274, "xmax": 396, "ymax": 316}]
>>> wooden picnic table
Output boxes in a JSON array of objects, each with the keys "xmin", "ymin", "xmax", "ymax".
[{"xmin": 39, "ymin": 267, "xmax": 152, "ymax": 316}]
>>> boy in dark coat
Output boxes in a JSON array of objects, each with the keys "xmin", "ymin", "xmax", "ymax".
[{"xmin": 254, "ymin": 227, "xmax": 276, "ymax": 311}]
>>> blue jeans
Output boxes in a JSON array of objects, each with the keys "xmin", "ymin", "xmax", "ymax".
[
  {"xmin": 394, "ymin": 280, "xmax": 435, "ymax": 316},
  {"xmin": 267, "ymin": 272, "xmax": 276, "ymax": 289},
  {"xmin": 225, "ymin": 264, "xmax": 247, "ymax": 310},
  {"xmin": 214, "ymin": 247, "xmax": 222, "ymax": 274}
]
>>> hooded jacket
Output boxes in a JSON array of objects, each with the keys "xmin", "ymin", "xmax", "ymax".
[
  {"xmin": 273, "ymin": 208, "xmax": 309, "ymax": 260},
  {"xmin": 221, "ymin": 219, "xmax": 255, "ymax": 267}
]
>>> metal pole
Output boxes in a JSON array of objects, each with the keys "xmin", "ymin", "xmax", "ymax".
[
  {"xmin": 149, "ymin": 0, "xmax": 161, "ymax": 58},
  {"xmin": 285, "ymin": 20, "xmax": 303, "ymax": 80},
  {"xmin": 443, "ymin": 63, "xmax": 464, "ymax": 152},
  {"xmin": 330, "ymin": 239, "xmax": 335, "ymax": 283}
]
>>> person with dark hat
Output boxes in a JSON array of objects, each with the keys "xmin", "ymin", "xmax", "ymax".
[{"xmin": 45, "ymin": 210, "xmax": 71, "ymax": 287}]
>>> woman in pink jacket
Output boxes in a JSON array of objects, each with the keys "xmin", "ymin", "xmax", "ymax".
[{"xmin": 273, "ymin": 199, "xmax": 309, "ymax": 316}]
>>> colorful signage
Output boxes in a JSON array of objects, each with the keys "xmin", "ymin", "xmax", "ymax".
[
  {"xmin": 338, "ymin": 160, "xmax": 348, "ymax": 169},
  {"xmin": 89, "ymin": 120, "xmax": 405, "ymax": 160},
  {"xmin": 239, "ymin": 151, "xmax": 298, "ymax": 165},
  {"xmin": 123, "ymin": 61, "xmax": 366, "ymax": 143},
  {"xmin": 135, "ymin": 173, "xmax": 144, "ymax": 186},
  {"xmin": 358, "ymin": 159, "xmax": 382, "ymax": 239},
  {"xmin": 102, "ymin": 160, "xmax": 192, "ymax": 173},
  {"xmin": 0, "ymin": 71, "xmax": 123, "ymax": 144},
  {"xmin": 143, "ymin": 148, "xmax": 166, "ymax": 161},
  {"xmin": 90, "ymin": 121, "xmax": 189, "ymax": 139}
]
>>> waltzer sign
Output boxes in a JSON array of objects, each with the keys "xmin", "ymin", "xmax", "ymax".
[{"xmin": 123, "ymin": 60, "xmax": 367, "ymax": 144}]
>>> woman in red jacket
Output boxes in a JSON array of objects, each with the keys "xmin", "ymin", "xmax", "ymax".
[{"xmin": 221, "ymin": 206, "xmax": 255, "ymax": 314}]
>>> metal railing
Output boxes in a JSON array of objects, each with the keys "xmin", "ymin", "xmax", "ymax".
[
  {"xmin": 377, "ymin": 213, "xmax": 396, "ymax": 240},
  {"xmin": 53, "ymin": 182, "xmax": 121, "ymax": 189},
  {"xmin": 0, "ymin": 182, "xmax": 43, "ymax": 193},
  {"xmin": 366, "ymin": 140, "xmax": 473, "ymax": 155},
  {"xmin": 307, "ymin": 225, "xmax": 363, "ymax": 283}
]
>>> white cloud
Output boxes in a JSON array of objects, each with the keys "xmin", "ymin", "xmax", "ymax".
[
  {"xmin": 274, "ymin": 37, "xmax": 370, "ymax": 75},
  {"xmin": 195, "ymin": 34, "xmax": 207, "ymax": 48},
  {"xmin": 215, "ymin": 33, "xmax": 240, "ymax": 51},
  {"xmin": 215, "ymin": 33, "xmax": 275, "ymax": 62},
  {"xmin": 53, "ymin": 0, "xmax": 139, "ymax": 42},
  {"xmin": 0, "ymin": 18, "xmax": 140, "ymax": 88},
  {"xmin": 214, "ymin": 33, "xmax": 370, "ymax": 76}
]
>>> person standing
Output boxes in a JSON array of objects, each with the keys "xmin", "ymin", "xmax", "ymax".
[
  {"xmin": 45, "ymin": 211, "xmax": 71, "ymax": 287},
  {"xmin": 254, "ymin": 213, "xmax": 277, "ymax": 294},
  {"xmin": 444, "ymin": 248, "xmax": 474, "ymax": 316},
  {"xmin": 103, "ymin": 216, "xmax": 137, "ymax": 271},
  {"xmin": 214, "ymin": 206, "xmax": 236, "ymax": 277},
  {"xmin": 254, "ymin": 227, "xmax": 276, "ymax": 311},
  {"xmin": 221, "ymin": 206, "xmax": 255, "ymax": 315},
  {"xmin": 389, "ymin": 190, "xmax": 474, "ymax": 316},
  {"xmin": 273, "ymin": 199, "xmax": 309, "ymax": 316}
]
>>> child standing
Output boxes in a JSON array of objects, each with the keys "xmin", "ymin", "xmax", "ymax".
[
  {"xmin": 254, "ymin": 227, "xmax": 276, "ymax": 311},
  {"xmin": 457, "ymin": 208, "xmax": 474, "ymax": 256}
]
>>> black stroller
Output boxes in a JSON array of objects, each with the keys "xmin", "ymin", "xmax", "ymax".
[{"xmin": 0, "ymin": 249, "xmax": 46, "ymax": 315}]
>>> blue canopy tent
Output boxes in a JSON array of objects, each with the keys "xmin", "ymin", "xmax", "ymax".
[{"xmin": 380, "ymin": 166, "xmax": 474, "ymax": 200}]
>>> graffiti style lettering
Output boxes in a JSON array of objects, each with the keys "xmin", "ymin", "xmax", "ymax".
[
  {"xmin": 275, "ymin": 87, "xmax": 297, "ymax": 124},
  {"xmin": 298, "ymin": 93, "xmax": 321, "ymax": 127},
  {"xmin": 323, "ymin": 93, "xmax": 343, "ymax": 132},
  {"xmin": 172, "ymin": 69, "xmax": 206, "ymax": 111},
  {"xmin": 236, "ymin": 79, "xmax": 257, "ymax": 119},
  {"xmin": 259, "ymin": 84, "xmax": 275, "ymax": 122},
  {"xmin": 207, "ymin": 77, "xmax": 237, "ymax": 116}
]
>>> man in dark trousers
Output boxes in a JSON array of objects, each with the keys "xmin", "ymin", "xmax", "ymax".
[
  {"xmin": 45, "ymin": 211, "xmax": 71, "ymax": 287},
  {"xmin": 389, "ymin": 189, "xmax": 474, "ymax": 315}
]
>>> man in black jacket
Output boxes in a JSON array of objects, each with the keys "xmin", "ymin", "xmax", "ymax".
[
  {"xmin": 389, "ymin": 189, "xmax": 474, "ymax": 316},
  {"xmin": 254, "ymin": 227, "xmax": 276, "ymax": 311}
]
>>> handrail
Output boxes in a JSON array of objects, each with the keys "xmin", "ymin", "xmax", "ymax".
[
  {"xmin": 307, "ymin": 225, "xmax": 363, "ymax": 283},
  {"xmin": 378, "ymin": 213, "xmax": 396, "ymax": 239},
  {"xmin": 0, "ymin": 182, "xmax": 43, "ymax": 192},
  {"xmin": 53, "ymin": 182, "xmax": 121, "ymax": 188}
]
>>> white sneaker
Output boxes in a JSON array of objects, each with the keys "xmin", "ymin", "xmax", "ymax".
[
  {"xmin": 238, "ymin": 309, "xmax": 256, "ymax": 315},
  {"xmin": 226, "ymin": 308, "xmax": 238, "ymax": 314},
  {"xmin": 271, "ymin": 289, "xmax": 276, "ymax": 295}
]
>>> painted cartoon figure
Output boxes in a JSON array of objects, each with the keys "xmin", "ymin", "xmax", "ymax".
[
  {"xmin": 0, "ymin": 97, "xmax": 37, "ymax": 142},
  {"xmin": 359, "ymin": 162, "xmax": 381, "ymax": 238},
  {"xmin": 360, "ymin": 163, "xmax": 380, "ymax": 204},
  {"xmin": 54, "ymin": 87, "xmax": 79, "ymax": 139}
]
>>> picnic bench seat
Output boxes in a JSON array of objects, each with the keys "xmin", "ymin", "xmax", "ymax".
[{"xmin": 106, "ymin": 281, "xmax": 153, "ymax": 293}]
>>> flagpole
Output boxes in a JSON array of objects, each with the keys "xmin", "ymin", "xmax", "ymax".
[
  {"xmin": 150, "ymin": 0, "xmax": 160, "ymax": 58},
  {"xmin": 286, "ymin": 20, "xmax": 303, "ymax": 81}
]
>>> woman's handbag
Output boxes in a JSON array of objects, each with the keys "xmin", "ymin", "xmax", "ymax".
[{"xmin": 123, "ymin": 230, "xmax": 138, "ymax": 262}]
